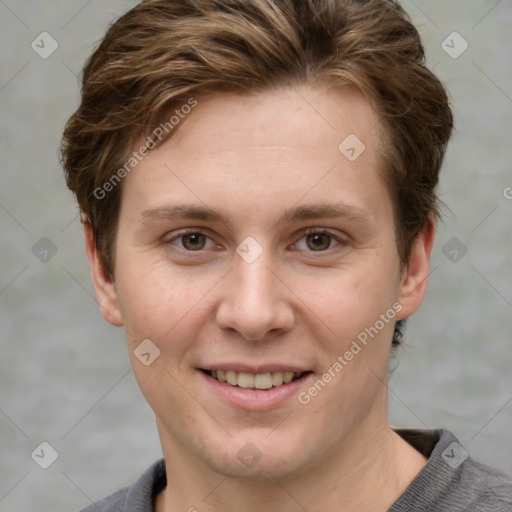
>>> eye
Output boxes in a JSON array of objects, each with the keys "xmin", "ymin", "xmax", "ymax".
[
  {"xmin": 165, "ymin": 229, "xmax": 217, "ymax": 251},
  {"xmin": 292, "ymin": 229, "xmax": 344, "ymax": 252}
]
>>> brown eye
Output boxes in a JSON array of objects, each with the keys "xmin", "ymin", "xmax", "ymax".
[
  {"xmin": 165, "ymin": 229, "xmax": 218, "ymax": 253},
  {"xmin": 181, "ymin": 233, "xmax": 207, "ymax": 250},
  {"xmin": 305, "ymin": 233, "xmax": 332, "ymax": 251}
]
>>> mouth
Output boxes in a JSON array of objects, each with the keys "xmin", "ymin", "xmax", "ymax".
[{"xmin": 200, "ymin": 369, "xmax": 311, "ymax": 390}]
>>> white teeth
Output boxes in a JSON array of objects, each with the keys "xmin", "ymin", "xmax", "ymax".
[
  {"xmin": 208, "ymin": 370, "xmax": 304, "ymax": 389},
  {"xmin": 271, "ymin": 372, "xmax": 284, "ymax": 386},
  {"xmin": 254, "ymin": 373, "xmax": 273, "ymax": 389},
  {"xmin": 237, "ymin": 372, "xmax": 254, "ymax": 388},
  {"xmin": 226, "ymin": 370, "xmax": 238, "ymax": 386},
  {"xmin": 283, "ymin": 371, "xmax": 294, "ymax": 383}
]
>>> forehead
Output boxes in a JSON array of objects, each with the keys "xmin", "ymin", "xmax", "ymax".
[
  {"xmin": 120, "ymin": 85, "xmax": 390, "ymax": 227},
  {"xmin": 170, "ymin": 86, "xmax": 381, "ymax": 160}
]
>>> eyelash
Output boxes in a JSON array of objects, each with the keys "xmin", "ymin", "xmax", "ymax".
[
  {"xmin": 163, "ymin": 227, "xmax": 348, "ymax": 256},
  {"xmin": 293, "ymin": 228, "xmax": 347, "ymax": 253}
]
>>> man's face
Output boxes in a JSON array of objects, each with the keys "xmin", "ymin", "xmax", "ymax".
[{"xmin": 89, "ymin": 86, "xmax": 431, "ymax": 480}]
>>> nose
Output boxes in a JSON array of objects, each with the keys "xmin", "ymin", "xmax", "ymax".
[{"xmin": 215, "ymin": 250, "xmax": 295, "ymax": 341}]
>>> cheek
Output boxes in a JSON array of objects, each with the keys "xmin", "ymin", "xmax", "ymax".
[
  {"xmin": 114, "ymin": 254, "xmax": 227, "ymax": 366},
  {"xmin": 114, "ymin": 257, "xmax": 195, "ymax": 345},
  {"xmin": 293, "ymin": 261, "xmax": 400, "ymax": 339}
]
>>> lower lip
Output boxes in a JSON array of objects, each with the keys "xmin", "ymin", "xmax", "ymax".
[{"xmin": 199, "ymin": 371, "xmax": 313, "ymax": 410}]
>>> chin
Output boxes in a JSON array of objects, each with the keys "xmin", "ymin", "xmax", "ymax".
[{"xmin": 200, "ymin": 427, "xmax": 318, "ymax": 481}]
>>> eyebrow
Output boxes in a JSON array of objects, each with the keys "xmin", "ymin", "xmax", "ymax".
[
  {"xmin": 137, "ymin": 202, "xmax": 372, "ymax": 229},
  {"xmin": 138, "ymin": 204, "xmax": 228, "ymax": 225},
  {"xmin": 272, "ymin": 203, "xmax": 372, "ymax": 230}
]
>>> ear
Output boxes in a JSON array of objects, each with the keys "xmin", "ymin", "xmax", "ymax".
[
  {"xmin": 395, "ymin": 217, "xmax": 436, "ymax": 321},
  {"xmin": 83, "ymin": 220, "xmax": 123, "ymax": 327}
]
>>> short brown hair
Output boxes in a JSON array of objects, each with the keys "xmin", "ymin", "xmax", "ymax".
[{"xmin": 61, "ymin": 0, "xmax": 452, "ymax": 276}]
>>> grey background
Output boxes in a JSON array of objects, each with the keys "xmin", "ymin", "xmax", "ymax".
[{"xmin": 0, "ymin": 1, "xmax": 511, "ymax": 511}]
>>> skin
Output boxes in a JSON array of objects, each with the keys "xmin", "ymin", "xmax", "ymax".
[{"xmin": 85, "ymin": 85, "xmax": 435, "ymax": 512}]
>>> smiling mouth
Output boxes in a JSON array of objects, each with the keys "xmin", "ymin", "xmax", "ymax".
[{"xmin": 201, "ymin": 369, "xmax": 311, "ymax": 390}]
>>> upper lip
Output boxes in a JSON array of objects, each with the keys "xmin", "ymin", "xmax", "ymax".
[{"xmin": 199, "ymin": 363, "xmax": 311, "ymax": 374}]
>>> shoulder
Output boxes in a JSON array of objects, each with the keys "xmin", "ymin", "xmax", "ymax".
[
  {"xmin": 460, "ymin": 457, "xmax": 512, "ymax": 511},
  {"xmin": 391, "ymin": 429, "xmax": 512, "ymax": 512},
  {"xmin": 77, "ymin": 459, "xmax": 166, "ymax": 512},
  {"xmin": 78, "ymin": 487, "xmax": 128, "ymax": 512}
]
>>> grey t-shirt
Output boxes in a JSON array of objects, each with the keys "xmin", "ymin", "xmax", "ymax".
[{"xmin": 79, "ymin": 429, "xmax": 512, "ymax": 511}]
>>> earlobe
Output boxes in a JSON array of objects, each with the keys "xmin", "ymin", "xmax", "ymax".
[
  {"xmin": 83, "ymin": 220, "xmax": 124, "ymax": 327},
  {"xmin": 395, "ymin": 218, "xmax": 436, "ymax": 321}
]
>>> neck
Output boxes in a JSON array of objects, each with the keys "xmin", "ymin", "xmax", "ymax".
[{"xmin": 155, "ymin": 416, "xmax": 427, "ymax": 512}]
